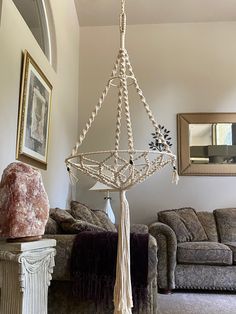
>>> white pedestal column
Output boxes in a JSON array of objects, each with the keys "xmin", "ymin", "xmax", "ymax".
[{"xmin": 0, "ymin": 239, "xmax": 56, "ymax": 314}]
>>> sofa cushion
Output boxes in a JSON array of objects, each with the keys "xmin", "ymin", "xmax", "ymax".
[
  {"xmin": 197, "ymin": 212, "xmax": 218, "ymax": 242},
  {"xmin": 177, "ymin": 242, "xmax": 233, "ymax": 265},
  {"xmin": 214, "ymin": 208, "xmax": 236, "ymax": 242},
  {"xmin": 224, "ymin": 242, "xmax": 236, "ymax": 264},
  {"xmin": 60, "ymin": 219, "xmax": 106, "ymax": 234},
  {"xmin": 158, "ymin": 207, "xmax": 207, "ymax": 243}
]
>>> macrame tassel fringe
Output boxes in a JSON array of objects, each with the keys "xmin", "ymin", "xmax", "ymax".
[
  {"xmin": 172, "ymin": 168, "xmax": 179, "ymax": 185},
  {"xmin": 113, "ymin": 190, "xmax": 133, "ymax": 314}
]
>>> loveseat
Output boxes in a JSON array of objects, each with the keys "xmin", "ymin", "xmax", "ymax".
[
  {"xmin": 149, "ymin": 207, "xmax": 236, "ymax": 292},
  {"xmin": 44, "ymin": 201, "xmax": 158, "ymax": 314}
]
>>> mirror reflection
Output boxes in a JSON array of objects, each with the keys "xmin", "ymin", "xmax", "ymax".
[{"xmin": 190, "ymin": 123, "xmax": 236, "ymax": 164}]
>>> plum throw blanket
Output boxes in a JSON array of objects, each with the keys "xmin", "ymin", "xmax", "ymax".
[{"xmin": 71, "ymin": 231, "xmax": 149, "ymax": 309}]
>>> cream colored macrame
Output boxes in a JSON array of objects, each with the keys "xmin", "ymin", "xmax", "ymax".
[{"xmin": 65, "ymin": 1, "xmax": 179, "ymax": 313}]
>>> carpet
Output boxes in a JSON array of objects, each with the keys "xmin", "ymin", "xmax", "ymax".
[{"xmin": 157, "ymin": 291, "xmax": 236, "ymax": 314}]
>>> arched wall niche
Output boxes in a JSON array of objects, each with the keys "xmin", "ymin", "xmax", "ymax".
[{"xmin": 12, "ymin": 0, "xmax": 57, "ymax": 70}]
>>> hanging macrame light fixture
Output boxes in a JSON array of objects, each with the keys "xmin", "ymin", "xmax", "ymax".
[{"xmin": 66, "ymin": 0, "xmax": 179, "ymax": 313}]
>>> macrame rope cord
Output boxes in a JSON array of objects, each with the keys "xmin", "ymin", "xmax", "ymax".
[
  {"xmin": 115, "ymin": 83, "xmax": 123, "ymax": 164},
  {"xmin": 125, "ymin": 54, "xmax": 172, "ymax": 154},
  {"xmin": 121, "ymin": 0, "xmax": 125, "ymax": 14},
  {"xmin": 120, "ymin": 0, "xmax": 126, "ymax": 31},
  {"xmin": 124, "ymin": 53, "xmax": 179, "ymax": 182},
  {"xmin": 72, "ymin": 53, "xmax": 120, "ymax": 155},
  {"xmin": 120, "ymin": 50, "xmax": 134, "ymax": 154},
  {"xmin": 120, "ymin": 10, "xmax": 126, "ymax": 33}
]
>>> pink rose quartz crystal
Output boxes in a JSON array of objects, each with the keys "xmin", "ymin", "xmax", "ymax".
[{"xmin": 0, "ymin": 162, "xmax": 49, "ymax": 239}]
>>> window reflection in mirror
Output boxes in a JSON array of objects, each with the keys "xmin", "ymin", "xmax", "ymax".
[{"xmin": 190, "ymin": 123, "xmax": 236, "ymax": 164}]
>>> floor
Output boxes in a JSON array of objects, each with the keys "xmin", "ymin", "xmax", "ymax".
[{"xmin": 157, "ymin": 290, "xmax": 236, "ymax": 314}]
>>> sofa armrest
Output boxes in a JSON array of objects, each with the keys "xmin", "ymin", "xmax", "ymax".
[
  {"xmin": 130, "ymin": 224, "xmax": 148, "ymax": 234},
  {"xmin": 149, "ymin": 222, "xmax": 177, "ymax": 290},
  {"xmin": 43, "ymin": 234, "xmax": 76, "ymax": 281},
  {"xmin": 148, "ymin": 234, "xmax": 158, "ymax": 283}
]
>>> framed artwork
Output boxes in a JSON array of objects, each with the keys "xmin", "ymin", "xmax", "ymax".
[{"xmin": 16, "ymin": 50, "xmax": 52, "ymax": 166}]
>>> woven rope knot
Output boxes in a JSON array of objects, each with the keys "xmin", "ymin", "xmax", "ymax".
[{"xmin": 120, "ymin": 13, "xmax": 126, "ymax": 33}]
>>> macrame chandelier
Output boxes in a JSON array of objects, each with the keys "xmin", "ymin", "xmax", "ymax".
[{"xmin": 66, "ymin": 0, "xmax": 178, "ymax": 313}]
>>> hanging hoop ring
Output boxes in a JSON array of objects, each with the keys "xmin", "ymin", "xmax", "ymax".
[{"xmin": 109, "ymin": 75, "xmax": 135, "ymax": 87}]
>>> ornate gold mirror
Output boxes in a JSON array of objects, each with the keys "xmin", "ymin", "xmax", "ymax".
[{"xmin": 177, "ymin": 113, "xmax": 236, "ymax": 176}]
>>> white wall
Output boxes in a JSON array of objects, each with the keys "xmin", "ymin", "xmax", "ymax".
[
  {"xmin": 78, "ymin": 23, "xmax": 236, "ymax": 224},
  {"xmin": 0, "ymin": 0, "xmax": 79, "ymax": 208},
  {"xmin": 0, "ymin": 0, "xmax": 2, "ymax": 25}
]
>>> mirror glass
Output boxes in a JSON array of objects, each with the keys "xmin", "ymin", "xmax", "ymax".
[
  {"xmin": 177, "ymin": 113, "xmax": 236, "ymax": 176},
  {"xmin": 189, "ymin": 123, "xmax": 236, "ymax": 164}
]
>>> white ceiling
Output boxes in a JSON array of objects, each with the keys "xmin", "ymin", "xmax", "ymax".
[{"xmin": 76, "ymin": 0, "xmax": 236, "ymax": 27}]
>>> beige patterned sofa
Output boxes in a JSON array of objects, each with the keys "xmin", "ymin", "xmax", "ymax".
[
  {"xmin": 44, "ymin": 201, "xmax": 158, "ymax": 314},
  {"xmin": 149, "ymin": 207, "xmax": 236, "ymax": 293}
]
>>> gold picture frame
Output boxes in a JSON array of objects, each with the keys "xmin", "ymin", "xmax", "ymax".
[{"xmin": 16, "ymin": 50, "xmax": 52, "ymax": 168}]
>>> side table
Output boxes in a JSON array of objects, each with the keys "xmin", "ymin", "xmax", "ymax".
[{"xmin": 0, "ymin": 239, "xmax": 56, "ymax": 314}]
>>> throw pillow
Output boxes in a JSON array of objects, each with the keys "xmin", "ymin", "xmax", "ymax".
[
  {"xmin": 50, "ymin": 207, "xmax": 75, "ymax": 224},
  {"xmin": 93, "ymin": 209, "xmax": 117, "ymax": 232},
  {"xmin": 176, "ymin": 207, "xmax": 208, "ymax": 242},
  {"xmin": 60, "ymin": 219, "xmax": 106, "ymax": 234},
  {"xmin": 197, "ymin": 211, "xmax": 218, "ymax": 242},
  {"xmin": 158, "ymin": 210, "xmax": 191, "ymax": 242},
  {"xmin": 70, "ymin": 201, "xmax": 102, "ymax": 226},
  {"xmin": 45, "ymin": 217, "xmax": 62, "ymax": 234},
  {"xmin": 214, "ymin": 208, "xmax": 236, "ymax": 242},
  {"xmin": 158, "ymin": 207, "xmax": 207, "ymax": 243}
]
